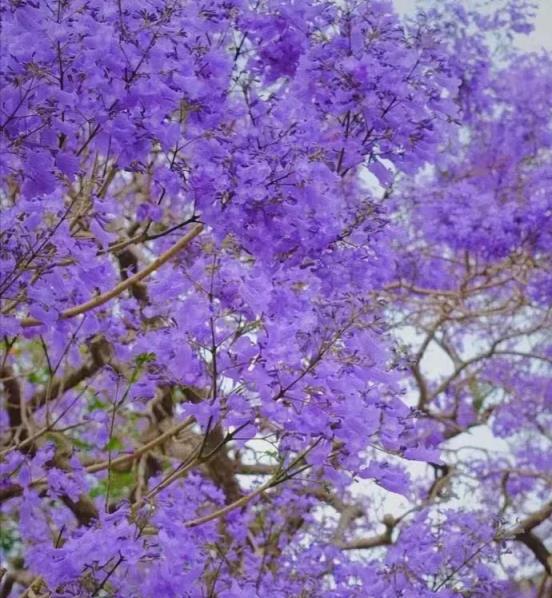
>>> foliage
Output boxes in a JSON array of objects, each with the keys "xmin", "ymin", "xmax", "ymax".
[{"xmin": 1, "ymin": 0, "xmax": 550, "ymax": 596}]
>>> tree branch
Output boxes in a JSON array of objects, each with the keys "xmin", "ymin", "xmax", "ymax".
[{"xmin": 21, "ymin": 224, "xmax": 203, "ymax": 327}]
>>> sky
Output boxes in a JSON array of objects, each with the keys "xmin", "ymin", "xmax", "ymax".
[
  {"xmin": 393, "ymin": 0, "xmax": 552, "ymax": 51},
  {"xmin": 518, "ymin": 0, "xmax": 552, "ymax": 51}
]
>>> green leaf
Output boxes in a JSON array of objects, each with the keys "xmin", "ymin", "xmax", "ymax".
[
  {"xmin": 104, "ymin": 436, "xmax": 123, "ymax": 452},
  {"xmin": 89, "ymin": 471, "xmax": 136, "ymax": 500},
  {"xmin": 135, "ymin": 352, "xmax": 156, "ymax": 366},
  {"xmin": 87, "ymin": 395, "xmax": 108, "ymax": 411}
]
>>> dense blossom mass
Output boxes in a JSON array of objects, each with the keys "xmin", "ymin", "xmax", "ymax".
[{"xmin": 1, "ymin": 0, "xmax": 551, "ymax": 596}]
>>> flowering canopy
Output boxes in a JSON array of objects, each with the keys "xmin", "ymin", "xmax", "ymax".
[{"xmin": 1, "ymin": 0, "xmax": 551, "ymax": 596}]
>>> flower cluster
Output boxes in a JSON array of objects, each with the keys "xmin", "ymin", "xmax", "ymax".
[{"xmin": 1, "ymin": 0, "xmax": 550, "ymax": 596}]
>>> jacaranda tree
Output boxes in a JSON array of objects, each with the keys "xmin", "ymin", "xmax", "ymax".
[{"xmin": 1, "ymin": 0, "xmax": 551, "ymax": 595}]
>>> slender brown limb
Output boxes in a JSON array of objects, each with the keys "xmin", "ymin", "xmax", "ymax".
[
  {"xmin": 184, "ymin": 441, "xmax": 320, "ymax": 528},
  {"xmin": 184, "ymin": 478, "xmax": 274, "ymax": 528},
  {"xmin": 0, "ymin": 366, "xmax": 24, "ymax": 431},
  {"xmin": 340, "ymin": 515, "xmax": 396, "ymax": 550},
  {"xmin": 340, "ymin": 530, "xmax": 392, "ymax": 550},
  {"xmin": 86, "ymin": 417, "xmax": 195, "ymax": 473},
  {"xmin": 20, "ymin": 224, "xmax": 203, "ymax": 327},
  {"xmin": 502, "ymin": 500, "xmax": 552, "ymax": 537},
  {"xmin": 515, "ymin": 532, "xmax": 552, "ymax": 574},
  {"xmin": 497, "ymin": 500, "xmax": 552, "ymax": 574}
]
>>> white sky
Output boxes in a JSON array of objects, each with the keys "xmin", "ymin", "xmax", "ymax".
[
  {"xmin": 520, "ymin": 0, "xmax": 552, "ymax": 50},
  {"xmin": 393, "ymin": 0, "xmax": 552, "ymax": 51}
]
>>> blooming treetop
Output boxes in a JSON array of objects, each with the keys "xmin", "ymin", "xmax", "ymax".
[{"xmin": 0, "ymin": 0, "xmax": 550, "ymax": 596}]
